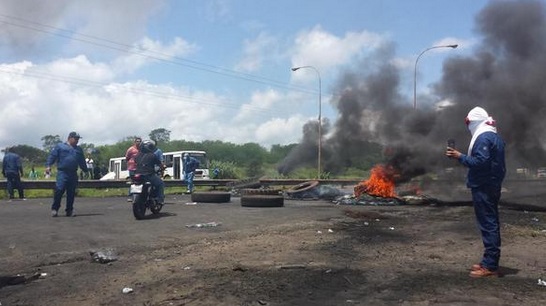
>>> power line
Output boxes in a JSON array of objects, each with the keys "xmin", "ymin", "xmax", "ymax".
[
  {"xmin": 0, "ymin": 14, "xmax": 320, "ymax": 96},
  {"xmin": 0, "ymin": 66, "xmax": 294, "ymax": 119}
]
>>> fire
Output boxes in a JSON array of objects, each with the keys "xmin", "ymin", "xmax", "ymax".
[{"xmin": 354, "ymin": 164, "xmax": 397, "ymax": 198}]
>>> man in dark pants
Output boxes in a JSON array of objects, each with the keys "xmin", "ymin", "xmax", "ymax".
[
  {"xmin": 2, "ymin": 147, "xmax": 25, "ymax": 200},
  {"xmin": 46, "ymin": 132, "xmax": 88, "ymax": 217},
  {"xmin": 446, "ymin": 106, "xmax": 506, "ymax": 278}
]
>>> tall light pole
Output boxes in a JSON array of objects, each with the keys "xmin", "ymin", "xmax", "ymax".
[
  {"xmin": 291, "ymin": 65, "xmax": 322, "ymax": 179},
  {"xmin": 413, "ymin": 44, "xmax": 458, "ymax": 109}
]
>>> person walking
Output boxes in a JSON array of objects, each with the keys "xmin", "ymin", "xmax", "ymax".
[
  {"xmin": 46, "ymin": 132, "xmax": 88, "ymax": 217},
  {"xmin": 2, "ymin": 147, "xmax": 25, "ymax": 200},
  {"xmin": 445, "ymin": 106, "xmax": 506, "ymax": 278},
  {"xmin": 125, "ymin": 137, "xmax": 141, "ymax": 201},
  {"xmin": 183, "ymin": 153, "xmax": 200, "ymax": 194}
]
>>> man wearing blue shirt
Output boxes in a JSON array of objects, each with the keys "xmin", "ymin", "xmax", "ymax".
[
  {"xmin": 183, "ymin": 153, "xmax": 200, "ymax": 194},
  {"xmin": 46, "ymin": 132, "xmax": 88, "ymax": 217},
  {"xmin": 446, "ymin": 107, "xmax": 506, "ymax": 278},
  {"xmin": 2, "ymin": 147, "xmax": 25, "ymax": 200}
]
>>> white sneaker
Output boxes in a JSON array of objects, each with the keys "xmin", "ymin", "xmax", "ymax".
[{"xmin": 51, "ymin": 210, "xmax": 58, "ymax": 217}]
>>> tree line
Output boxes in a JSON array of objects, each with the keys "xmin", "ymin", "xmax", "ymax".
[{"xmin": 3, "ymin": 128, "xmax": 383, "ymax": 179}]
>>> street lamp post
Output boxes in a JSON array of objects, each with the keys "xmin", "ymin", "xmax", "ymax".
[
  {"xmin": 291, "ymin": 65, "xmax": 322, "ymax": 179},
  {"xmin": 413, "ymin": 44, "xmax": 458, "ymax": 109}
]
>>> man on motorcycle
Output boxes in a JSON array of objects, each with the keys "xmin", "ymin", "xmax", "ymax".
[{"xmin": 135, "ymin": 140, "xmax": 165, "ymax": 204}]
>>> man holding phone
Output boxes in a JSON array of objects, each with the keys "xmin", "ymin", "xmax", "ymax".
[{"xmin": 445, "ymin": 106, "xmax": 506, "ymax": 278}]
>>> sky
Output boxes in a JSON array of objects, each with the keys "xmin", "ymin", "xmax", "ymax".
[{"xmin": 0, "ymin": 0, "xmax": 493, "ymax": 152}]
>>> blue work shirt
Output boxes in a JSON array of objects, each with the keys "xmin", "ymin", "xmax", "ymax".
[
  {"xmin": 2, "ymin": 152, "xmax": 22, "ymax": 174},
  {"xmin": 183, "ymin": 156, "xmax": 200, "ymax": 173},
  {"xmin": 47, "ymin": 142, "xmax": 88, "ymax": 174},
  {"xmin": 458, "ymin": 131, "xmax": 506, "ymax": 188}
]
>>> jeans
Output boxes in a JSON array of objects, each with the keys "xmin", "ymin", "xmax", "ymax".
[
  {"xmin": 143, "ymin": 174, "xmax": 164, "ymax": 203},
  {"xmin": 184, "ymin": 172, "xmax": 195, "ymax": 192},
  {"xmin": 6, "ymin": 172, "xmax": 24, "ymax": 199},
  {"xmin": 52, "ymin": 171, "xmax": 78, "ymax": 213},
  {"xmin": 471, "ymin": 185, "xmax": 502, "ymax": 271}
]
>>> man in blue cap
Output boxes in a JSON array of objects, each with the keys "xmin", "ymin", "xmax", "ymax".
[{"xmin": 46, "ymin": 131, "xmax": 88, "ymax": 217}]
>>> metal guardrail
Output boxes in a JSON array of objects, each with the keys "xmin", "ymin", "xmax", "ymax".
[
  {"xmin": 1, "ymin": 178, "xmax": 543, "ymax": 191},
  {"xmin": 0, "ymin": 179, "xmax": 362, "ymax": 190}
]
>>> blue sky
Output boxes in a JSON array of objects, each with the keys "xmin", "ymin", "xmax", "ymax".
[{"xmin": 0, "ymin": 0, "xmax": 491, "ymax": 151}]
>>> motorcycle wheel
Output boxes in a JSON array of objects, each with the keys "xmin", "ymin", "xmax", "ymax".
[
  {"xmin": 150, "ymin": 200, "xmax": 163, "ymax": 214},
  {"xmin": 132, "ymin": 194, "xmax": 147, "ymax": 220}
]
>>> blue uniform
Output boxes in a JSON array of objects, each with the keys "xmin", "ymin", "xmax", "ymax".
[
  {"xmin": 458, "ymin": 131, "xmax": 505, "ymax": 271},
  {"xmin": 47, "ymin": 142, "xmax": 88, "ymax": 214},
  {"xmin": 2, "ymin": 152, "xmax": 25, "ymax": 199},
  {"xmin": 183, "ymin": 155, "xmax": 199, "ymax": 193}
]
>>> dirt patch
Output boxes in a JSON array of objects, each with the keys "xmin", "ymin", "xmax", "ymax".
[{"xmin": 1, "ymin": 202, "xmax": 545, "ymax": 306}]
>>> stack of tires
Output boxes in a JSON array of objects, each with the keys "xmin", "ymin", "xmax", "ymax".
[{"xmin": 239, "ymin": 188, "xmax": 284, "ymax": 207}]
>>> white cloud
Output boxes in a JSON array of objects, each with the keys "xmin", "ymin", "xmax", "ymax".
[
  {"xmin": 235, "ymin": 32, "xmax": 278, "ymax": 72},
  {"xmin": 255, "ymin": 116, "xmax": 308, "ymax": 145},
  {"xmin": 112, "ymin": 36, "xmax": 198, "ymax": 75},
  {"xmin": 290, "ymin": 25, "xmax": 385, "ymax": 81}
]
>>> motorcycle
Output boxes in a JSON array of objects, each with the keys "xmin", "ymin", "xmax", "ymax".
[{"xmin": 130, "ymin": 173, "xmax": 163, "ymax": 220}]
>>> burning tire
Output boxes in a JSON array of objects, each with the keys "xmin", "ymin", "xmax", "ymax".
[
  {"xmin": 191, "ymin": 192, "xmax": 231, "ymax": 203},
  {"xmin": 285, "ymin": 180, "xmax": 320, "ymax": 199},
  {"xmin": 241, "ymin": 195, "xmax": 284, "ymax": 207},
  {"xmin": 239, "ymin": 188, "xmax": 282, "ymax": 196}
]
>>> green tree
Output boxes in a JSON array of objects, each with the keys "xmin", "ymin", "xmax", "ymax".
[
  {"xmin": 41, "ymin": 135, "xmax": 62, "ymax": 152},
  {"xmin": 149, "ymin": 128, "xmax": 171, "ymax": 143},
  {"xmin": 4, "ymin": 145, "xmax": 47, "ymax": 165}
]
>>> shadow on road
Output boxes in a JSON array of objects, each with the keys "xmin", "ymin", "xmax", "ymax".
[{"xmin": 140, "ymin": 212, "xmax": 177, "ymax": 220}]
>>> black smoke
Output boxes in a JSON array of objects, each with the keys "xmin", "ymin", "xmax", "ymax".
[{"xmin": 279, "ymin": 0, "xmax": 546, "ymax": 180}]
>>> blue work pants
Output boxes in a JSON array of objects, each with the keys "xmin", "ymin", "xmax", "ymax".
[
  {"xmin": 471, "ymin": 185, "xmax": 502, "ymax": 271},
  {"xmin": 184, "ymin": 172, "xmax": 195, "ymax": 192},
  {"xmin": 52, "ymin": 170, "xmax": 78, "ymax": 213},
  {"xmin": 6, "ymin": 172, "xmax": 24, "ymax": 199}
]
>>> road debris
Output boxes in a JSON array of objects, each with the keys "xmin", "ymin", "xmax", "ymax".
[
  {"xmin": 90, "ymin": 249, "xmax": 118, "ymax": 264},
  {"xmin": 122, "ymin": 287, "xmax": 134, "ymax": 294},
  {"xmin": 185, "ymin": 222, "xmax": 222, "ymax": 228}
]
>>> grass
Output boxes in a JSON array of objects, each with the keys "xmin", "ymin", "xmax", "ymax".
[{"xmin": 2, "ymin": 186, "xmax": 227, "ymax": 200}]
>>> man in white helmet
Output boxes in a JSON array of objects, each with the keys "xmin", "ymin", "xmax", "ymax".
[{"xmin": 446, "ymin": 106, "xmax": 506, "ymax": 278}]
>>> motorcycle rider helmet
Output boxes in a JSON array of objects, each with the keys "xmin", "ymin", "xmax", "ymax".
[{"xmin": 140, "ymin": 139, "xmax": 156, "ymax": 153}]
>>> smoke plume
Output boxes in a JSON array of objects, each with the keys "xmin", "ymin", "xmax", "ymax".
[{"xmin": 280, "ymin": 0, "xmax": 546, "ymax": 180}]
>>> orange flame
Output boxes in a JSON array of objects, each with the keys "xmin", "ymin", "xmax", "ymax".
[{"xmin": 354, "ymin": 165, "xmax": 397, "ymax": 198}]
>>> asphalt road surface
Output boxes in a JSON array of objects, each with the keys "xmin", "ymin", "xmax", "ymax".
[{"xmin": 0, "ymin": 194, "xmax": 343, "ymax": 266}]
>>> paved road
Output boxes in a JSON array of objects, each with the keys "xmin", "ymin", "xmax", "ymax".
[
  {"xmin": 0, "ymin": 194, "xmax": 345, "ymax": 270},
  {"xmin": 1, "ymin": 180, "xmax": 544, "ymax": 272}
]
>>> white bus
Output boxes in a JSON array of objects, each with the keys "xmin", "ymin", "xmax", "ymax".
[{"xmin": 101, "ymin": 150, "xmax": 210, "ymax": 181}]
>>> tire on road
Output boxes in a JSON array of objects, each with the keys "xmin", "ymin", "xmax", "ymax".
[
  {"xmin": 239, "ymin": 188, "xmax": 282, "ymax": 196},
  {"xmin": 285, "ymin": 181, "xmax": 319, "ymax": 196},
  {"xmin": 191, "ymin": 191, "xmax": 231, "ymax": 203},
  {"xmin": 132, "ymin": 194, "xmax": 146, "ymax": 220},
  {"xmin": 240, "ymin": 195, "xmax": 284, "ymax": 207}
]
